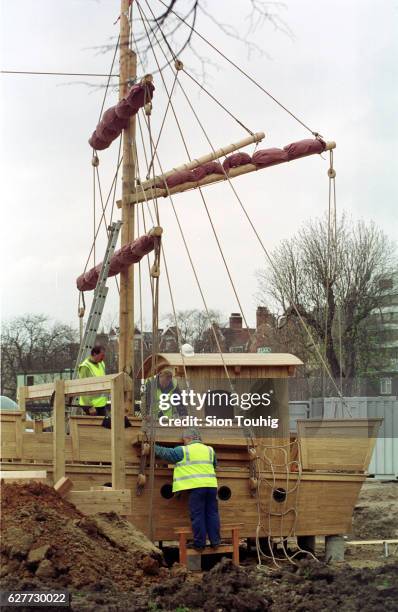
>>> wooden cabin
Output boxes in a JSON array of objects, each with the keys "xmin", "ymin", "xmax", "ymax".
[{"xmin": 0, "ymin": 353, "xmax": 382, "ymax": 544}]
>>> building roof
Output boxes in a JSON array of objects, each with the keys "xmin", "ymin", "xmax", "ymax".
[{"xmin": 147, "ymin": 352, "xmax": 303, "ymax": 368}]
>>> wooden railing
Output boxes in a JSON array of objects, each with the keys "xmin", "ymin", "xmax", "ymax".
[{"xmin": 17, "ymin": 373, "xmax": 132, "ymax": 490}]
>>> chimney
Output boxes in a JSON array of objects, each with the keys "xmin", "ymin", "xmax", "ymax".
[
  {"xmin": 256, "ymin": 306, "xmax": 270, "ymax": 330},
  {"xmin": 229, "ymin": 312, "xmax": 243, "ymax": 330}
]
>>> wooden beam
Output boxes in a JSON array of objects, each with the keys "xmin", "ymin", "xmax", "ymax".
[
  {"xmin": 54, "ymin": 476, "xmax": 73, "ymax": 497},
  {"xmin": 0, "ymin": 470, "xmax": 47, "ymax": 483},
  {"xmin": 138, "ymin": 131, "xmax": 265, "ymax": 192},
  {"xmin": 53, "ymin": 379, "xmax": 65, "ymax": 483},
  {"xmin": 18, "ymin": 385, "xmax": 27, "ymax": 420},
  {"xmin": 346, "ymin": 539, "xmax": 398, "ymax": 546},
  {"xmin": 120, "ymin": 141, "xmax": 337, "ymax": 207},
  {"xmin": 118, "ymin": 0, "xmax": 136, "ymax": 401},
  {"xmin": 111, "ymin": 373, "xmax": 126, "ymax": 490},
  {"xmin": 65, "ymin": 489, "xmax": 132, "ymax": 515},
  {"xmin": 34, "ymin": 420, "xmax": 43, "ymax": 434},
  {"xmin": 24, "ymin": 373, "xmax": 132, "ymax": 400}
]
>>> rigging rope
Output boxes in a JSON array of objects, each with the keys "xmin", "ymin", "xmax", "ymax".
[
  {"xmin": 142, "ymin": 113, "xmax": 234, "ymax": 386},
  {"xmin": 138, "ymin": 2, "xmax": 255, "ymax": 349},
  {"xmin": 98, "ymin": 34, "xmax": 120, "ymax": 123},
  {"xmin": 82, "ymin": 142, "xmax": 123, "ymax": 276},
  {"xmin": 92, "ymin": 162, "xmax": 96, "ymax": 267},
  {"xmin": 154, "ymin": 0, "xmax": 318, "ymax": 136},
  {"xmin": 135, "ymin": 108, "xmax": 190, "ymax": 388},
  {"xmin": 138, "ymin": 0, "xmax": 350, "ymax": 411},
  {"xmin": 133, "ymin": 17, "xmax": 233, "ymax": 386},
  {"xmin": 254, "ymin": 440, "xmax": 317, "ymax": 568},
  {"xmin": 140, "ymin": 0, "xmax": 254, "ymax": 136}
]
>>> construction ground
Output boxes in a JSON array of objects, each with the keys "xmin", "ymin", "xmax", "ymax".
[{"xmin": 0, "ymin": 479, "xmax": 397, "ymax": 612}]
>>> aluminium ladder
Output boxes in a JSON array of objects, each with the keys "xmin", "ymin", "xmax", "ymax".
[{"xmin": 73, "ymin": 220, "xmax": 122, "ymax": 378}]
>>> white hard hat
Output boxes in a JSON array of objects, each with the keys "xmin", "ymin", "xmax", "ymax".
[{"xmin": 181, "ymin": 343, "xmax": 194, "ymax": 356}]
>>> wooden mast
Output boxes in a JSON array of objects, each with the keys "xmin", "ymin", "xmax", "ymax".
[{"xmin": 118, "ymin": 0, "xmax": 136, "ymax": 409}]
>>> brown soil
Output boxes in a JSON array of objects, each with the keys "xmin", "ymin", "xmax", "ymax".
[
  {"xmin": 351, "ymin": 481, "xmax": 398, "ymax": 540},
  {"xmin": 40, "ymin": 559, "xmax": 398, "ymax": 611},
  {"xmin": 146, "ymin": 558, "xmax": 398, "ymax": 612},
  {"xmin": 0, "ymin": 482, "xmax": 165, "ymax": 594},
  {"xmin": 1, "ymin": 480, "xmax": 397, "ymax": 611}
]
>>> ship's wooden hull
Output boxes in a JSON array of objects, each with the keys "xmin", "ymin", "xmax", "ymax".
[
  {"xmin": 1, "ymin": 414, "xmax": 370, "ymax": 539},
  {"xmin": 0, "ymin": 458, "xmax": 365, "ymax": 539}
]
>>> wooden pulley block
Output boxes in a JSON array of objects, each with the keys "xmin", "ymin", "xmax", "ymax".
[
  {"xmin": 78, "ymin": 307, "xmax": 85, "ymax": 318},
  {"xmin": 249, "ymin": 477, "xmax": 258, "ymax": 491},
  {"xmin": 144, "ymin": 102, "xmax": 152, "ymax": 116},
  {"xmin": 148, "ymin": 226, "xmax": 163, "ymax": 237},
  {"xmin": 141, "ymin": 442, "xmax": 150, "ymax": 456},
  {"xmin": 150, "ymin": 262, "xmax": 160, "ymax": 278},
  {"xmin": 328, "ymin": 168, "xmax": 336, "ymax": 178},
  {"xmin": 137, "ymin": 473, "xmax": 146, "ymax": 486},
  {"xmin": 141, "ymin": 73, "xmax": 153, "ymax": 84},
  {"xmin": 91, "ymin": 153, "xmax": 99, "ymax": 167},
  {"xmin": 248, "ymin": 447, "xmax": 257, "ymax": 460}
]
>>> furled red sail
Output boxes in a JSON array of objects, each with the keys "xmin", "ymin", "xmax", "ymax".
[
  {"xmin": 77, "ymin": 234, "xmax": 156, "ymax": 291},
  {"xmin": 152, "ymin": 138, "xmax": 326, "ymax": 190},
  {"xmin": 88, "ymin": 76, "xmax": 154, "ymax": 151}
]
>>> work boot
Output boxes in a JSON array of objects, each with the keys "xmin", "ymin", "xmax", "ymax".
[
  {"xmin": 187, "ymin": 540, "xmax": 205, "ymax": 552},
  {"xmin": 193, "ymin": 544, "xmax": 205, "ymax": 552}
]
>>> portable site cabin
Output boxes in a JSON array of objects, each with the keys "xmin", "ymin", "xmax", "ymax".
[{"xmin": 0, "ymin": 353, "xmax": 382, "ymax": 545}]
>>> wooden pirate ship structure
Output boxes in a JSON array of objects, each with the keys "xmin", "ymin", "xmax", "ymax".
[{"xmin": 1, "ymin": 0, "xmax": 382, "ymax": 563}]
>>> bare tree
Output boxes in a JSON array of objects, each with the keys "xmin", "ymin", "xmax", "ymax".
[
  {"xmin": 1, "ymin": 315, "xmax": 78, "ymax": 399},
  {"xmin": 161, "ymin": 309, "xmax": 225, "ymax": 352},
  {"xmin": 89, "ymin": 1, "xmax": 289, "ymax": 85},
  {"xmin": 256, "ymin": 214, "xmax": 396, "ymax": 385}
]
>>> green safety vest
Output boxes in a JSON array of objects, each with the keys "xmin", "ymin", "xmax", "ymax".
[
  {"xmin": 78, "ymin": 358, "xmax": 107, "ymax": 408},
  {"xmin": 172, "ymin": 442, "xmax": 217, "ymax": 493},
  {"xmin": 146, "ymin": 376, "xmax": 179, "ymax": 418}
]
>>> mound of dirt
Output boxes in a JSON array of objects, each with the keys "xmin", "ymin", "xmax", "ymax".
[
  {"xmin": 150, "ymin": 558, "xmax": 270, "ymax": 611},
  {"xmin": 146, "ymin": 558, "xmax": 398, "ymax": 612},
  {"xmin": 0, "ymin": 482, "xmax": 164, "ymax": 593},
  {"xmin": 352, "ymin": 482, "xmax": 398, "ymax": 540}
]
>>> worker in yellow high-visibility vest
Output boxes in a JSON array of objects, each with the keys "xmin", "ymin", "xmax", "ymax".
[
  {"xmin": 155, "ymin": 428, "xmax": 221, "ymax": 551},
  {"xmin": 78, "ymin": 345, "xmax": 109, "ymax": 416},
  {"xmin": 143, "ymin": 369, "xmax": 187, "ymax": 419}
]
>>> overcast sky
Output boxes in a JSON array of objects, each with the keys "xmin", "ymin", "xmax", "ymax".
[{"xmin": 1, "ymin": 0, "xmax": 397, "ymax": 332}]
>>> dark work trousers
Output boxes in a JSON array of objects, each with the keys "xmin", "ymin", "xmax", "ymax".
[
  {"xmin": 188, "ymin": 487, "xmax": 221, "ymax": 548},
  {"xmin": 82, "ymin": 404, "xmax": 109, "ymax": 417}
]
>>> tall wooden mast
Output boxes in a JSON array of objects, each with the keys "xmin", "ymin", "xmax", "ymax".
[{"xmin": 118, "ymin": 0, "xmax": 136, "ymax": 406}]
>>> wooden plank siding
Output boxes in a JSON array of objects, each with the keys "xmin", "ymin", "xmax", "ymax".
[{"xmin": 0, "ymin": 460, "xmax": 364, "ymax": 538}]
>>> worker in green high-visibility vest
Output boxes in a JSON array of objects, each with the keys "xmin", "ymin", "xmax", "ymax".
[
  {"xmin": 78, "ymin": 345, "xmax": 109, "ymax": 416},
  {"xmin": 143, "ymin": 368, "xmax": 186, "ymax": 419}
]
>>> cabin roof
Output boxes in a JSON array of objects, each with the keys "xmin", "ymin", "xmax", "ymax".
[{"xmin": 153, "ymin": 353, "xmax": 303, "ymax": 367}]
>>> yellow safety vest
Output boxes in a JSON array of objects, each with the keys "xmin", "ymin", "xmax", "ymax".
[
  {"xmin": 145, "ymin": 376, "xmax": 179, "ymax": 418},
  {"xmin": 78, "ymin": 358, "xmax": 107, "ymax": 408},
  {"xmin": 172, "ymin": 442, "xmax": 217, "ymax": 492}
]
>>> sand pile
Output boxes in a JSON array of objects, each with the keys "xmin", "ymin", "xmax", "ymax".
[{"xmin": 0, "ymin": 482, "xmax": 164, "ymax": 593}]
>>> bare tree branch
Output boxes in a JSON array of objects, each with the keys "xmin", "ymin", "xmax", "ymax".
[{"xmin": 256, "ymin": 214, "xmax": 397, "ymax": 386}]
